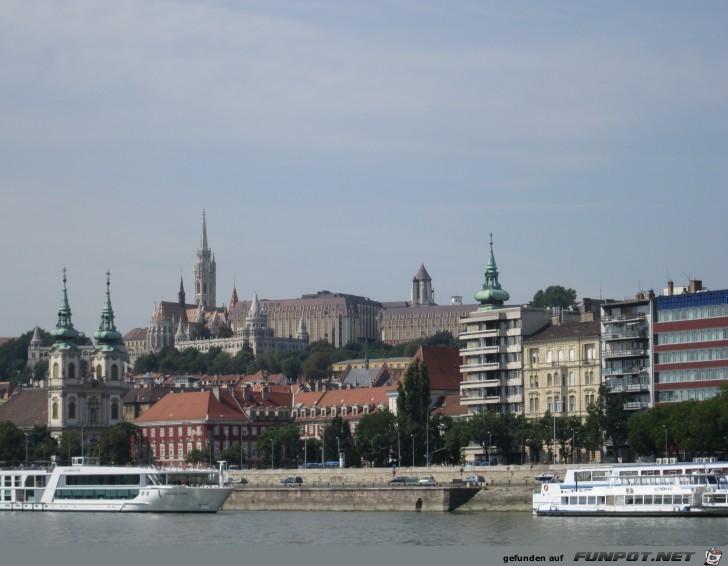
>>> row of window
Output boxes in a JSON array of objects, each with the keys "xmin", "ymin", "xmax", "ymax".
[
  {"xmin": 54, "ymin": 489, "xmax": 140, "ymax": 500},
  {"xmin": 560, "ymin": 494, "xmax": 690, "ymax": 506},
  {"xmin": 50, "ymin": 401, "xmax": 119, "ymax": 421},
  {"xmin": 656, "ymin": 388, "xmax": 719, "ymax": 403},
  {"xmin": 528, "ymin": 371, "xmax": 597, "ymax": 388},
  {"xmin": 657, "ymin": 347, "xmax": 728, "ymax": 364},
  {"xmin": 527, "ymin": 394, "xmax": 596, "ymax": 414},
  {"xmin": 148, "ymin": 425, "xmax": 253, "ymax": 439},
  {"xmin": 657, "ymin": 304, "xmax": 728, "ymax": 322},
  {"xmin": 656, "ymin": 327, "xmax": 728, "ymax": 345},
  {"xmin": 656, "ymin": 367, "xmax": 728, "ymax": 383}
]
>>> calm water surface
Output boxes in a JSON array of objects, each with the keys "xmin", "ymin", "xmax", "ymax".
[{"xmin": 1, "ymin": 510, "xmax": 726, "ymax": 546}]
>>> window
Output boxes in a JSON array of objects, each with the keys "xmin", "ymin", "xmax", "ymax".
[
  {"xmin": 569, "ymin": 372, "xmax": 575, "ymax": 386},
  {"xmin": 558, "ymin": 350, "xmax": 564, "ymax": 363},
  {"xmin": 547, "ymin": 374, "xmax": 552, "ymax": 387},
  {"xmin": 111, "ymin": 402, "xmax": 119, "ymax": 420},
  {"xmin": 554, "ymin": 397, "xmax": 561, "ymax": 412},
  {"xmin": 68, "ymin": 400, "xmax": 76, "ymax": 420},
  {"xmin": 52, "ymin": 401, "xmax": 59, "ymax": 420},
  {"xmin": 547, "ymin": 350, "xmax": 553, "ymax": 363},
  {"xmin": 547, "ymin": 397, "xmax": 553, "ymax": 412},
  {"xmin": 569, "ymin": 349, "xmax": 575, "ymax": 361},
  {"xmin": 569, "ymin": 395, "xmax": 576, "ymax": 412}
]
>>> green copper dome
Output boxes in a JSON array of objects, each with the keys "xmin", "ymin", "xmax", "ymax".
[
  {"xmin": 94, "ymin": 271, "xmax": 123, "ymax": 345},
  {"xmin": 51, "ymin": 268, "xmax": 79, "ymax": 344},
  {"xmin": 475, "ymin": 233, "xmax": 510, "ymax": 310}
]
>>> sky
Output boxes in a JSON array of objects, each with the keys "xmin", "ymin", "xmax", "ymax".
[{"xmin": 1, "ymin": 0, "xmax": 727, "ymax": 338}]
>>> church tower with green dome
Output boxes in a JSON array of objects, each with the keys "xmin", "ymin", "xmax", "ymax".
[
  {"xmin": 91, "ymin": 271, "xmax": 129, "ymax": 381},
  {"xmin": 475, "ymin": 233, "xmax": 510, "ymax": 311},
  {"xmin": 47, "ymin": 270, "xmax": 127, "ymax": 441}
]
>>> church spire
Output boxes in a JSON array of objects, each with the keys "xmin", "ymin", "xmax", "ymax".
[
  {"xmin": 94, "ymin": 271, "xmax": 123, "ymax": 346},
  {"xmin": 178, "ymin": 270, "xmax": 186, "ymax": 306},
  {"xmin": 475, "ymin": 233, "xmax": 510, "ymax": 311},
  {"xmin": 51, "ymin": 267, "xmax": 79, "ymax": 345},
  {"xmin": 200, "ymin": 209, "xmax": 208, "ymax": 252}
]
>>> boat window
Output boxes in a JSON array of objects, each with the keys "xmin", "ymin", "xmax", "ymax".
[
  {"xmin": 644, "ymin": 495, "xmax": 653, "ymax": 504},
  {"xmin": 634, "ymin": 496, "xmax": 643, "ymax": 505},
  {"xmin": 569, "ymin": 496, "xmax": 577, "ymax": 505},
  {"xmin": 574, "ymin": 471, "xmax": 591, "ymax": 482},
  {"xmin": 615, "ymin": 496, "xmax": 624, "ymax": 505},
  {"xmin": 654, "ymin": 495, "xmax": 662, "ymax": 504},
  {"xmin": 625, "ymin": 496, "xmax": 634, "ymax": 505},
  {"xmin": 561, "ymin": 497, "xmax": 569, "ymax": 505},
  {"xmin": 592, "ymin": 470, "xmax": 608, "ymax": 480},
  {"xmin": 578, "ymin": 496, "xmax": 587, "ymax": 505},
  {"xmin": 619, "ymin": 471, "xmax": 638, "ymax": 477},
  {"xmin": 588, "ymin": 496, "xmax": 596, "ymax": 505}
]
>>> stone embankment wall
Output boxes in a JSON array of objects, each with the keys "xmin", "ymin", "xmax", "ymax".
[{"xmin": 226, "ymin": 464, "xmax": 565, "ymax": 512}]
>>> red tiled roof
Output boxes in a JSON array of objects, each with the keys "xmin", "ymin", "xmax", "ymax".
[
  {"xmin": 134, "ymin": 390, "xmax": 247, "ymax": 424},
  {"xmin": 414, "ymin": 345, "xmax": 462, "ymax": 392}
]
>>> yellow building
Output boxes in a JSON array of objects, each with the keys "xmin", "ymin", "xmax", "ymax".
[{"xmin": 522, "ymin": 315, "xmax": 601, "ymax": 462}]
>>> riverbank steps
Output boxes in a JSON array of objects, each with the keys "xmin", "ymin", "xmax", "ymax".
[{"xmin": 224, "ymin": 464, "xmax": 571, "ymax": 512}]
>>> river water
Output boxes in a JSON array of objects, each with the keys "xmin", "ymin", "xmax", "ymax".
[{"xmin": 1, "ymin": 510, "xmax": 725, "ymax": 546}]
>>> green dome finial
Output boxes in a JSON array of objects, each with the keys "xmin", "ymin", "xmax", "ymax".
[
  {"xmin": 475, "ymin": 233, "xmax": 510, "ymax": 310},
  {"xmin": 51, "ymin": 267, "xmax": 79, "ymax": 344}
]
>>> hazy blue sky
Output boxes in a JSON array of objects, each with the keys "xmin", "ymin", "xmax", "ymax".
[{"xmin": 1, "ymin": 0, "xmax": 727, "ymax": 338}]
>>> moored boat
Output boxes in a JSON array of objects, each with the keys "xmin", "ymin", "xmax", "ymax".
[
  {"xmin": 533, "ymin": 463, "xmax": 728, "ymax": 517},
  {"xmin": 0, "ymin": 457, "xmax": 233, "ymax": 513}
]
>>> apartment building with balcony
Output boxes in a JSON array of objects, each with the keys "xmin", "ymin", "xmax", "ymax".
[
  {"xmin": 600, "ymin": 291, "xmax": 655, "ymax": 411},
  {"xmin": 458, "ymin": 235, "xmax": 551, "ymax": 415},
  {"xmin": 653, "ymin": 279, "xmax": 728, "ymax": 404}
]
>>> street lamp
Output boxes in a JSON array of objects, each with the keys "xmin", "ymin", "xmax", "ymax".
[
  {"xmin": 571, "ymin": 428, "xmax": 576, "ymax": 465},
  {"xmin": 304, "ymin": 436, "xmax": 307, "ymax": 469},
  {"xmin": 24, "ymin": 433, "xmax": 29, "ymax": 466},
  {"xmin": 411, "ymin": 434, "xmax": 414, "ymax": 467},
  {"xmin": 397, "ymin": 431, "xmax": 401, "ymax": 467},
  {"xmin": 426, "ymin": 419, "xmax": 430, "ymax": 468},
  {"xmin": 271, "ymin": 438, "xmax": 275, "ymax": 469},
  {"xmin": 663, "ymin": 425, "xmax": 668, "ymax": 460}
]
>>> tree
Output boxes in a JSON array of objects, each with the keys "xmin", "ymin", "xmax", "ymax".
[
  {"xmin": 96, "ymin": 422, "xmax": 138, "ymax": 465},
  {"xmin": 302, "ymin": 351, "xmax": 332, "ymax": 381},
  {"xmin": 27, "ymin": 425, "xmax": 58, "ymax": 463},
  {"xmin": 186, "ymin": 449, "xmax": 209, "ymax": 465},
  {"xmin": 0, "ymin": 420, "xmax": 25, "ymax": 463},
  {"xmin": 355, "ymin": 410, "xmax": 397, "ymax": 467},
  {"xmin": 531, "ymin": 285, "xmax": 577, "ymax": 309},
  {"xmin": 396, "ymin": 359, "xmax": 430, "ymax": 466}
]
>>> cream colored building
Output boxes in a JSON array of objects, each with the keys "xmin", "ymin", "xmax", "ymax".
[{"xmin": 522, "ymin": 317, "xmax": 601, "ymax": 419}]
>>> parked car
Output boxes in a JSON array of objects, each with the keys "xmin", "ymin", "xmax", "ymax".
[
  {"xmin": 418, "ymin": 476, "xmax": 437, "ymax": 485},
  {"xmin": 465, "ymin": 475, "xmax": 486, "ymax": 485},
  {"xmin": 281, "ymin": 476, "xmax": 303, "ymax": 486},
  {"xmin": 389, "ymin": 476, "xmax": 419, "ymax": 485}
]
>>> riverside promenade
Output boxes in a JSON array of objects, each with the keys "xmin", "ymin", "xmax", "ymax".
[{"xmin": 225, "ymin": 463, "xmax": 573, "ymax": 512}]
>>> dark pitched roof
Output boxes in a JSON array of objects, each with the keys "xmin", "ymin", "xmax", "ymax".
[
  {"xmin": 524, "ymin": 320, "xmax": 601, "ymax": 342},
  {"xmin": 0, "ymin": 388, "xmax": 48, "ymax": 429}
]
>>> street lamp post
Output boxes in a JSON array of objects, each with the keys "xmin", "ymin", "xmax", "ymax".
[
  {"xmin": 571, "ymin": 429, "xmax": 576, "ymax": 464},
  {"xmin": 663, "ymin": 425, "xmax": 668, "ymax": 460},
  {"xmin": 397, "ymin": 431, "xmax": 401, "ymax": 467},
  {"xmin": 24, "ymin": 433, "xmax": 29, "ymax": 466},
  {"xmin": 411, "ymin": 434, "xmax": 414, "ymax": 467},
  {"xmin": 304, "ymin": 436, "xmax": 307, "ymax": 469},
  {"xmin": 426, "ymin": 419, "xmax": 430, "ymax": 467},
  {"xmin": 271, "ymin": 438, "xmax": 275, "ymax": 469}
]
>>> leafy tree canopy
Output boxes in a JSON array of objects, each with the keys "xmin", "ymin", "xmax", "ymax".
[{"xmin": 531, "ymin": 285, "xmax": 577, "ymax": 309}]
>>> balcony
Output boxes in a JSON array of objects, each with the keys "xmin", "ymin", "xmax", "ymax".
[
  {"xmin": 460, "ymin": 378, "xmax": 499, "ymax": 390},
  {"xmin": 603, "ymin": 348, "xmax": 648, "ymax": 358},
  {"xmin": 602, "ymin": 330, "xmax": 649, "ymax": 341},
  {"xmin": 602, "ymin": 365, "xmax": 648, "ymax": 377},
  {"xmin": 460, "ymin": 361, "xmax": 499, "ymax": 373},
  {"xmin": 465, "ymin": 344, "xmax": 499, "ymax": 356},
  {"xmin": 624, "ymin": 401, "xmax": 650, "ymax": 410},
  {"xmin": 461, "ymin": 394, "xmax": 501, "ymax": 406},
  {"xmin": 459, "ymin": 328, "xmax": 500, "ymax": 338},
  {"xmin": 606, "ymin": 382, "xmax": 651, "ymax": 393},
  {"xmin": 602, "ymin": 312, "xmax": 647, "ymax": 324}
]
